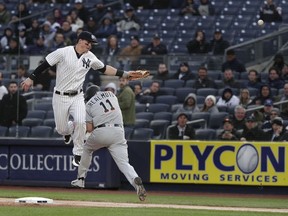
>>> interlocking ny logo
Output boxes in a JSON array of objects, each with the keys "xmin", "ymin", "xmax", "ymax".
[{"xmin": 82, "ymin": 58, "xmax": 91, "ymax": 69}]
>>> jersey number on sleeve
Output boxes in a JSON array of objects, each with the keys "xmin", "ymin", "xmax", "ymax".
[{"xmin": 100, "ymin": 99, "xmax": 115, "ymax": 113}]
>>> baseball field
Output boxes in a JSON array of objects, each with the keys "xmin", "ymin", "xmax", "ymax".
[{"xmin": 0, "ymin": 185, "xmax": 287, "ymax": 216}]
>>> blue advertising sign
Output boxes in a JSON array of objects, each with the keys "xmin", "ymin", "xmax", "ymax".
[{"xmin": 0, "ymin": 146, "xmax": 8, "ymax": 179}]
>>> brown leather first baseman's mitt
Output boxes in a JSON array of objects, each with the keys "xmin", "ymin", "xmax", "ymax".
[{"xmin": 128, "ymin": 70, "xmax": 150, "ymax": 80}]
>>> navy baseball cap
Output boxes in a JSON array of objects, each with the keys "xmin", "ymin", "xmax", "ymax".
[
  {"xmin": 264, "ymin": 99, "xmax": 273, "ymax": 106},
  {"xmin": 77, "ymin": 31, "xmax": 98, "ymax": 45}
]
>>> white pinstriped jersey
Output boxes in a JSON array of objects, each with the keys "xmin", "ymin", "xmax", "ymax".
[
  {"xmin": 46, "ymin": 46, "xmax": 104, "ymax": 92},
  {"xmin": 86, "ymin": 91, "xmax": 123, "ymax": 127}
]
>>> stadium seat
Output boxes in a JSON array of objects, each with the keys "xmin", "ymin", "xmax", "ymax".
[
  {"xmin": 34, "ymin": 103, "xmax": 53, "ymax": 111},
  {"xmin": 0, "ymin": 126, "xmax": 8, "ymax": 136},
  {"xmin": 195, "ymin": 129, "xmax": 217, "ymax": 140},
  {"xmin": 135, "ymin": 104, "xmax": 147, "ymax": 113},
  {"xmin": 124, "ymin": 127, "xmax": 133, "ymax": 140},
  {"xmin": 146, "ymin": 103, "xmax": 170, "ymax": 113},
  {"xmin": 43, "ymin": 118, "xmax": 56, "ymax": 128},
  {"xmin": 22, "ymin": 118, "xmax": 43, "ymax": 127},
  {"xmin": 175, "ymin": 88, "xmax": 196, "ymax": 103},
  {"xmin": 8, "ymin": 126, "xmax": 30, "ymax": 137},
  {"xmin": 46, "ymin": 110, "xmax": 55, "ymax": 119},
  {"xmin": 153, "ymin": 111, "xmax": 172, "ymax": 123},
  {"xmin": 130, "ymin": 128, "xmax": 154, "ymax": 140},
  {"xmin": 155, "ymin": 95, "xmax": 178, "ymax": 106},
  {"xmin": 150, "ymin": 119, "xmax": 170, "ymax": 139},
  {"xmin": 26, "ymin": 110, "xmax": 47, "ymax": 120},
  {"xmin": 163, "ymin": 79, "xmax": 185, "ymax": 88},
  {"xmin": 134, "ymin": 119, "xmax": 150, "ymax": 129},
  {"xmin": 135, "ymin": 112, "xmax": 154, "ymax": 122},
  {"xmin": 196, "ymin": 88, "xmax": 218, "ymax": 98},
  {"xmin": 30, "ymin": 126, "xmax": 53, "ymax": 138},
  {"xmin": 158, "ymin": 87, "xmax": 175, "ymax": 96},
  {"xmin": 208, "ymin": 112, "xmax": 229, "ymax": 129}
]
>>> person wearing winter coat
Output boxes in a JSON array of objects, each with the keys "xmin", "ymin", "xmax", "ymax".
[
  {"xmin": 216, "ymin": 87, "xmax": 240, "ymax": 109},
  {"xmin": 176, "ymin": 93, "xmax": 200, "ymax": 114}
]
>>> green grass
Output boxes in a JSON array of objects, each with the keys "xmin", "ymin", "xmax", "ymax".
[
  {"xmin": 0, "ymin": 187, "xmax": 287, "ymax": 216},
  {"xmin": 0, "ymin": 206, "xmax": 286, "ymax": 216}
]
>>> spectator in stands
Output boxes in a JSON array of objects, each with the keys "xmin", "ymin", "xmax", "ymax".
[
  {"xmin": 142, "ymin": 80, "xmax": 161, "ymax": 103},
  {"xmin": 176, "ymin": 92, "xmax": 200, "ymax": 114},
  {"xmin": 12, "ymin": 2, "xmax": 31, "ymax": 29},
  {"xmin": 117, "ymin": 35, "xmax": 143, "ymax": 70},
  {"xmin": 16, "ymin": 65, "xmax": 29, "ymax": 82},
  {"xmin": 103, "ymin": 35, "xmax": 121, "ymax": 66},
  {"xmin": 245, "ymin": 69, "xmax": 263, "ymax": 89},
  {"xmin": 197, "ymin": 0, "xmax": 215, "ymax": 16},
  {"xmin": 221, "ymin": 49, "xmax": 246, "ymax": 73},
  {"xmin": 259, "ymin": 0, "xmax": 282, "ymax": 23},
  {"xmin": 272, "ymin": 53, "xmax": 288, "ymax": 80},
  {"xmin": 193, "ymin": 66, "xmax": 217, "ymax": 89},
  {"xmin": 0, "ymin": 27, "xmax": 14, "ymax": 50},
  {"xmin": 61, "ymin": 21, "xmax": 78, "ymax": 45},
  {"xmin": 167, "ymin": 113, "xmax": 195, "ymax": 140},
  {"xmin": 83, "ymin": 16, "xmax": 98, "ymax": 35},
  {"xmin": 116, "ymin": 4, "xmax": 141, "ymax": 33},
  {"xmin": 266, "ymin": 66, "xmax": 285, "ymax": 90},
  {"xmin": 152, "ymin": 63, "xmax": 170, "ymax": 81},
  {"xmin": 262, "ymin": 107, "xmax": 280, "ymax": 132},
  {"xmin": 230, "ymin": 105, "xmax": 247, "ymax": 131},
  {"xmin": 70, "ymin": 0, "xmax": 90, "ymax": 23},
  {"xmin": 263, "ymin": 117, "xmax": 287, "ymax": 141},
  {"xmin": 69, "ymin": 9, "xmax": 84, "ymax": 32},
  {"xmin": 90, "ymin": 1, "xmax": 112, "ymax": 23},
  {"xmin": 0, "ymin": 81, "xmax": 27, "ymax": 127},
  {"xmin": 201, "ymin": 95, "xmax": 219, "ymax": 114},
  {"xmin": 0, "ymin": 2, "xmax": 11, "ymax": 25},
  {"xmin": 0, "ymin": 72, "xmax": 8, "ymax": 100},
  {"xmin": 218, "ymin": 117, "xmax": 239, "ymax": 141},
  {"xmin": 240, "ymin": 115, "xmax": 265, "ymax": 141},
  {"xmin": 48, "ymin": 32, "xmax": 67, "ymax": 53},
  {"xmin": 250, "ymin": 84, "xmax": 273, "ymax": 105},
  {"xmin": 40, "ymin": 21, "xmax": 56, "ymax": 49},
  {"xmin": 104, "ymin": 82, "xmax": 117, "ymax": 95},
  {"xmin": 17, "ymin": 24, "xmax": 33, "ymax": 53},
  {"xmin": 52, "ymin": 8, "xmax": 65, "ymax": 26},
  {"xmin": 141, "ymin": 33, "xmax": 168, "ymax": 55},
  {"xmin": 2, "ymin": 37, "xmax": 24, "ymax": 55},
  {"xmin": 209, "ymin": 30, "xmax": 230, "ymax": 55},
  {"xmin": 117, "ymin": 76, "xmax": 135, "ymax": 128},
  {"xmin": 170, "ymin": 62, "xmax": 195, "ymax": 82},
  {"xmin": 222, "ymin": 68, "xmax": 241, "ymax": 89},
  {"xmin": 253, "ymin": 98, "xmax": 275, "ymax": 124},
  {"xmin": 133, "ymin": 82, "xmax": 143, "ymax": 104},
  {"xmin": 239, "ymin": 88, "xmax": 252, "ymax": 108},
  {"xmin": 95, "ymin": 14, "xmax": 118, "ymax": 38},
  {"xmin": 216, "ymin": 87, "xmax": 240, "ymax": 109},
  {"xmin": 179, "ymin": 0, "xmax": 199, "ymax": 16},
  {"xmin": 27, "ymin": 35, "xmax": 48, "ymax": 55},
  {"xmin": 26, "ymin": 19, "xmax": 41, "ymax": 43},
  {"xmin": 186, "ymin": 30, "xmax": 210, "ymax": 54},
  {"xmin": 275, "ymin": 83, "xmax": 288, "ymax": 119}
]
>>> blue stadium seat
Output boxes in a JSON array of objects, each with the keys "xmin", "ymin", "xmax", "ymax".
[
  {"xmin": 26, "ymin": 110, "xmax": 47, "ymax": 120},
  {"xmin": 175, "ymin": 88, "xmax": 195, "ymax": 103},
  {"xmin": 195, "ymin": 128, "xmax": 217, "ymax": 140},
  {"xmin": 130, "ymin": 128, "xmax": 154, "ymax": 140},
  {"xmin": 30, "ymin": 126, "xmax": 52, "ymax": 138},
  {"xmin": 8, "ymin": 126, "xmax": 30, "ymax": 137},
  {"xmin": 0, "ymin": 126, "xmax": 8, "ymax": 136},
  {"xmin": 135, "ymin": 112, "xmax": 154, "ymax": 122},
  {"xmin": 150, "ymin": 119, "xmax": 170, "ymax": 139},
  {"xmin": 22, "ymin": 118, "xmax": 43, "ymax": 127}
]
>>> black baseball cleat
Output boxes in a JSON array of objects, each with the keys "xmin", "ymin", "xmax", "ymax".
[
  {"xmin": 72, "ymin": 155, "xmax": 81, "ymax": 167},
  {"xmin": 134, "ymin": 177, "xmax": 147, "ymax": 201},
  {"xmin": 64, "ymin": 135, "xmax": 72, "ymax": 145}
]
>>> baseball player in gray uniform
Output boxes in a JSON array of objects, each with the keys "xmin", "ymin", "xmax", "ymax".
[
  {"xmin": 21, "ymin": 31, "xmax": 137, "ymax": 167},
  {"xmin": 71, "ymin": 85, "xmax": 147, "ymax": 201}
]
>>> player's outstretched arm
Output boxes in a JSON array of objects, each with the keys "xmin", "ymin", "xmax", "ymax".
[{"xmin": 104, "ymin": 65, "xmax": 150, "ymax": 80}]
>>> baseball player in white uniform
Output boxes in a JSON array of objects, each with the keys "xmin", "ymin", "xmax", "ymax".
[
  {"xmin": 71, "ymin": 85, "xmax": 147, "ymax": 201},
  {"xmin": 21, "ymin": 31, "xmax": 136, "ymax": 167}
]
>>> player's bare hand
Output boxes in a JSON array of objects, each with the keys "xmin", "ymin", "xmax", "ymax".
[{"xmin": 21, "ymin": 78, "xmax": 33, "ymax": 92}]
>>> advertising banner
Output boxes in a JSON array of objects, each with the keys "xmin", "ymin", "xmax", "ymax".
[
  {"xmin": 0, "ymin": 146, "xmax": 8, "ymax": 179},
  {"xmin": 150, "ymin": 141, "xmax": 287, "ymax": 186}
]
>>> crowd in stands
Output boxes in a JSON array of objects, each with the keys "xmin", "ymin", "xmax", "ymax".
[{"xmin": 0, "ymin": 0, "xmax": 287, "ymax": 141}]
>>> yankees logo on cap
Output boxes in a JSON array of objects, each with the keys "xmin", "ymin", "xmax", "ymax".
[{"xmin": 77, "ymin": 31, "xmax": 98, "ymax": 45}]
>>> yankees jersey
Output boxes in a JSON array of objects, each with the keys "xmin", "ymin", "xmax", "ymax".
[
  {"xmin": 46, "ymin": 46, "xmax": 104, "ymax": 91},
  {"xmin": 86, "ymin": 91, "xmax": 123, "ymax": 127}
]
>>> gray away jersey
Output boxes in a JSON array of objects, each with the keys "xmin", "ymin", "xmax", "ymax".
[{"xmin": 86, "ymin": 91, "xmax": 123, "ymax": 127}]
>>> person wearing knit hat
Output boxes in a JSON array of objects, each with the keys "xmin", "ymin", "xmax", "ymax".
[
  {"xmin": 262, "ymin": 107, "xmax": 280, "ymax": 132},
  {"xmin": 104, "ymin": 82, "xmax": 117, "ymax": 95},
  {"xmin": 201, "ymin": 95, "xmax": 219, "ymax": 114}
]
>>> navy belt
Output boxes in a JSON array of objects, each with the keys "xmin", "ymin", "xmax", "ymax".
[
  {"xmin": 55, "ymin": 89, "xmax": 82, "ymax": 96},
  {"xmin": 94, "ymin": 124, "xmax": 122, "ymax": 129}
]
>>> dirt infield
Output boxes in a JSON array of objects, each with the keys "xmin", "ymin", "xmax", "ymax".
[{"xmin": 0, "ymin": 186, "xmax": 288, "ymax": 213}]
